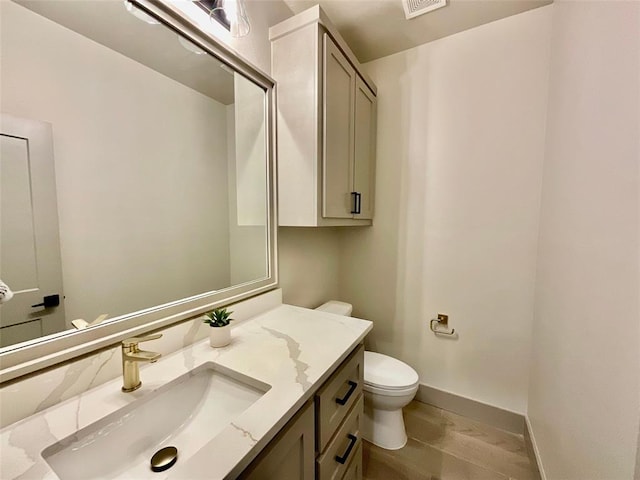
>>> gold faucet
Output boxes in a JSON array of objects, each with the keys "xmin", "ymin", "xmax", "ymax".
[{"xmin": 121, "ymin": 333, "xmax": 162, "ymax": 392}]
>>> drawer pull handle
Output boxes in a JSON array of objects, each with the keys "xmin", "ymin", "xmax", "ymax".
[
  {"xmin": 335, "ymin": 380, "xmax": 357, "ymax": 406},
  {"xmin": 335, "ymin": 434, "xmax": 358, "ymax": 465}
]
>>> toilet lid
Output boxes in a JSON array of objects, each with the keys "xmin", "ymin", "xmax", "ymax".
[{"xmin": 364, "ymin": 351, "xmax": 419, "ymax": 389}]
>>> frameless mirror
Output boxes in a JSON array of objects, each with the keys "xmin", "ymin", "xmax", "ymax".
[{"xmin": 0, "ymin": 0, "xmax": 276, "ymax": 379}]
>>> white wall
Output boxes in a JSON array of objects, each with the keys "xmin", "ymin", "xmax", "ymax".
[
  {"xmin": 229, "ymin": 74, "xmax": 268, "ymax": 285},
  {"xmin": 233, "ymin": 74, "xmax": 267, "ymax": 227},
  {"xmin": 339, "ymin": 7, "xmax": 553, "ymax": 413},
  {"xmin": 279, "ymin": 227, "xmax": 342, "ymax": 307},
  {"xmin": 226, "ymin": 105, "xmax": 268, "ymax": 286},
  {"xmin": 1, "ymin": 2, "xmax": 231, "ymax": 324},
  {"xmin": 527, "ymin": 2, "xmax": 640, "ymax": 479}
]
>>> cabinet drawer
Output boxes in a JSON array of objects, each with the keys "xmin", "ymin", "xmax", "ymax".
[
  {"xmin": 316, "ymin": 344, "xmax": 364, "ymax": 451},
  {"xmin": 341, "ymin": 443, "xmax": 362, "ymax": 480},
  {"xmin": 316, "ymin": 395, "xmax": 363, "ymax": 480}
]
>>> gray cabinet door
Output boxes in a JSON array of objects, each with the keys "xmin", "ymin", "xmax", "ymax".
[
  {"xmin": 353, "ymin": 76, "xmax": 377, "ymax": 220},
  {"xmin": 240, "ymin": 401, "xmax": 315, "ymax": 480},
  {"xmin": 322, "ymin": 34, "xmax": 356, "ymax": 219}
]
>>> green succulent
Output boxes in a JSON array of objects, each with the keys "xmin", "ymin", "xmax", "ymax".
[{"xmin": 204, "ymin": 308, "xmax": 234, "ymax": 327}]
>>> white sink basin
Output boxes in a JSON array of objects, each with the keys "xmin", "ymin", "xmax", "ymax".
[{"xmin": 42, "ymin": 362, "xmax": 270, "ymax": 479}]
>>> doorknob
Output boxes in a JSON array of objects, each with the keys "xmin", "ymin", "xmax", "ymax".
[{"xmin": 31, "ymin": 294, "xmax": 61, "ymax": 309}]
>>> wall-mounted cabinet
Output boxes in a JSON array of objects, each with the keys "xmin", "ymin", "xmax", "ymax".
[{"xmin": 270, "ymin": 6, "xmax": 377, "ymax": 227}]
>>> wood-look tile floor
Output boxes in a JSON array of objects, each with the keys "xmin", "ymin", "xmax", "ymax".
[{"xmin": 363, "ymin": 401, "xmax": 541, "ymax": 480}]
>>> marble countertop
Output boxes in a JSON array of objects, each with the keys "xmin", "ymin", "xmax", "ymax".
[{"xmin": 1, "ymin": 304, "xmax": 372, "ymax": 480}]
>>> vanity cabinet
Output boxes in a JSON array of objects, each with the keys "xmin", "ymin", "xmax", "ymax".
[
  {"xmin": 270, "ymin": 6, "xmax": 377, "ymax": 227},
  {"xmin": 240, "ymin": 344, "xmax": 364, "ymax": 480},
  {"xmin": 240, "ymin": 401, "xmax": 315, "ymax": 479}
]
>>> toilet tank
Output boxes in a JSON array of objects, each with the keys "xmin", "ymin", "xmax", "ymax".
[{"xmin": 315, "ymin": 301, "xmax": 353, "ymax": 316}]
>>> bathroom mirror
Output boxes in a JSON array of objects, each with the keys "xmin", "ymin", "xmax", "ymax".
[{"xmin": 0, "ymin": 0, "xmax": 277, "ymax": 381}]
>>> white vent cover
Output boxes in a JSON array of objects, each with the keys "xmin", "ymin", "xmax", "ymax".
[{"xmin": 402, "ymin": 0, "xmax": 447, "ymax": 19}]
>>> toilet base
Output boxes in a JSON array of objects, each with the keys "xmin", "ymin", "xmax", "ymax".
[{"xmin": 362, "ymin": 401, "xmax": 408, "ymax": 450}]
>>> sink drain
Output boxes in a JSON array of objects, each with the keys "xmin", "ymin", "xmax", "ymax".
[{"xmin": 150, "ymin": 446, "xmax": 178, "ymax": 472}]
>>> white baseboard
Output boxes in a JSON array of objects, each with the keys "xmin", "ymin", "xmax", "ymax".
[
  {"xmin": 525, "ymin": 415, "xmax": 546, "ymax": 480},
  {"xmin": 415, "ymin": 383, "xmax": 525, "ymax": 434}
]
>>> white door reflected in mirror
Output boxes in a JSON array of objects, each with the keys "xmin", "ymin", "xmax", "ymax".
[{"xmin": 0, "ymin": 116, "xmax": 67, "ymax": 347}]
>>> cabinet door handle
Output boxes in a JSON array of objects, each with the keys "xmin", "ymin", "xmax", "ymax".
[
  {"xmin": 350, "ymin": 192, "xmax": 358, "ymax": 214},
  {"xmin": 335, "ymin": 380, "xmax": 358, "ymax": 406},
  {"xmin": 335, "ymin": 434, "xmax": 358, "ymax": 464},
  {"xmin": 356, "ymin": 192, "xmax": 362, "ymax": 214}
]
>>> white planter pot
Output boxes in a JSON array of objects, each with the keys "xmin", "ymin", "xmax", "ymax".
[{"xmin": 209, "ymin": 325, "xmax": 231, "ymax": 347}]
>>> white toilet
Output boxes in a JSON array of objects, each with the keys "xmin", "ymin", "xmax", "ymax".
[{"xmin": 315, "ymin": 301, "xmax": 419, "ymax": 450}]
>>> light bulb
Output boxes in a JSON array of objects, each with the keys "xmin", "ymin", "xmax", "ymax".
[
  {"xmin": 210, "ymin": 0, "xmax": 250, "ymax": 38},
  {"xmin": 123, "ymin": 0, "xmax": 159, "ymax": 25},
  {"xmin": 177, "ymin": 35, "xmax": 207, "ymax": 55},
  {"xmin": 228, "ymin": 0, "xmax": 250, "ymax": 38}
]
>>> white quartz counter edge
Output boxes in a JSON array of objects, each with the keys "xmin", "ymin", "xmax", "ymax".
[{"xmin": 1, "ymin": 305, "xmax": 372, "ymax": 480}]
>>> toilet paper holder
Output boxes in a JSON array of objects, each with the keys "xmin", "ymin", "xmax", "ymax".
[{"xmin": 430, "ymin": 314, "xmax": 455, "ymax": 336}]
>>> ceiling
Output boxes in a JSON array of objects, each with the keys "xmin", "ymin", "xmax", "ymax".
[
  {"xmin": 16, "ymin": 0, "xmax": 553, "ymax": 96},
  {"xmin": 281, "ymin": 0, "xmax": 553, "ymax": 63},
  {"xmin": 17, "ymin": 0, "xmax": 235, "ymax": 104}
]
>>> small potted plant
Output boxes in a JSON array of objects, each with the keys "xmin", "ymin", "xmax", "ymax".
[{"xmin": 204, "ymin": 307, "xmax": 234, "ymax": 347}]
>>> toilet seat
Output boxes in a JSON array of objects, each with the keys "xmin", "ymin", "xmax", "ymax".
[
  {"xmin": 364, "ymin": 382, "xmax": 419, "ymax": 397},
  {"xmin": 364, "ymin": 351, "xmax": 419, "ymax": 390}
]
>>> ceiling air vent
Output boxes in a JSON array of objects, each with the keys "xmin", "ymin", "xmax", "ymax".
[{"xmin": 402, "ymin": 0, "xmax": 447, "ymax": 19}]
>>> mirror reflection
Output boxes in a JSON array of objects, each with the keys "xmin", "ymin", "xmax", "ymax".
[{"xmin": 0, "ymin": 0, "xmax": 269, "ymax": 348}]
